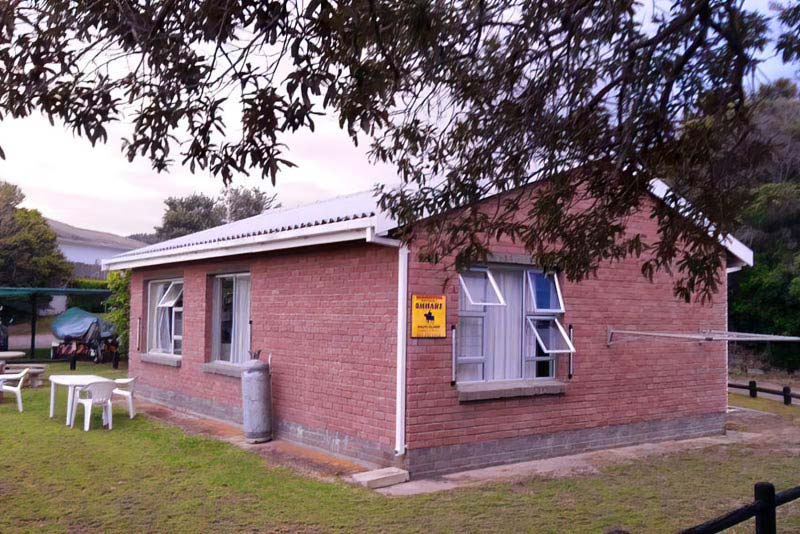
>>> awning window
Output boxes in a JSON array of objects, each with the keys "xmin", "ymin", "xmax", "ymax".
[
  {"xmin": 527, "ymin": 271, "xmax": 564, "ymax": 313},
  {"xmin": 458, "ymin": 269, "xmax": 506, "ymax": 306},
  {"xmin": 527, "ymin": 316, "xmax": 575, "ymax": 354},
  {"xmin": 157, "ymin": 282, "xmax": 184, "ymax": 308}
]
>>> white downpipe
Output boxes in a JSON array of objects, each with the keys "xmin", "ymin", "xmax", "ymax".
[
  {"xmin": 394, "ymin": 245, "xmax": 409, "ymax": 455},
  {"xmin": 365, "ymin": 227, "xmax": 408, "ymax": 456}
]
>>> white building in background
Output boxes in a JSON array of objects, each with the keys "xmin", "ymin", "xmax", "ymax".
[
  {"xmin": 42, "ymin": 219, "xmax": 147, "ymax": 315},
  {"xmin": 47, "ymin": 218, "xmax": 147, "ymax": 277}
]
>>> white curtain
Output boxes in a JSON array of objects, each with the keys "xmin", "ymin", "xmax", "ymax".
[
  {"xmin": 485, "ymin": 269, "xmax": 523, "ymax": 380},
  {"xmin": 231, "ymin": 276, "xmax": 251, "ymax": 363},
  {"xmin": 148, "ymin": 283, "xmax": 169, "ymax": 353},
  {"xmin": 211, "ymin": 278, "xmax": 222, "ymax": 360},
  {"xmin": 156, "ymin": 307, "xmax": 171, "ymax": 352}
]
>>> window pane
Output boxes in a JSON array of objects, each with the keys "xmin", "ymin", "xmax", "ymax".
[
  {"xmin": 459, "ymin": 271, "xmax": 503, "ymax": 307},
  {"xmin": 155, "ymin": 307, "xmax": 172, "ymax": 353},
  {"xmin": 528, "ymin": 272, "xmax": 563, "ymax": 312},
  {"xmin": 173, "ymin": 338, "xmax": 183, "ymax": 355},
  {"xmin": 147, "ymin": 282, "xmax": 167, "ymax": 352},
  {"xmin": 457, "ymin": 317, "xmax": 483, "ymax": 359},
  {"xmin": 457, "ymin": 362, "xmax": 483, "ymax": 382},
  {"xmin": 536, "ymin": 359, "xmax": 552, "ymax": 378},
  {"xmin": 529, "ymin": 317, "xmax": 574, "ymax": 353},
  {"xmin": 173, "ymin": 310, "xmax": 183, "ymax": 337},
  {"xmin": 158, "ymin": 282, "xmax": 184, "ymax": 308},
  {"xmin": 218, "ymin": 277, "xmax": 234, "ymax": 361},
  {"xmin": 524, "ymin": 318, "xmax": 539, "ymax": 360}
]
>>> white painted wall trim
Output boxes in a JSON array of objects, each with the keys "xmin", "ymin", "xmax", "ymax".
[{"xmin": 103, "ymin": 219, "xmax": 374, "ymax": 270}]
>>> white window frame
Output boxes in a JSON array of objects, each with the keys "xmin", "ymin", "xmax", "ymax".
[
  {"xmin": 211, "ymin": 273, "xmax": 251, "ymax": 364},
  {"xmin": 527, "ymin": 270, "xmax": 565, "ymax": 314},
  {"xmin": 147, "ymin": 278, "xmax": 183, "ymax": 356},
  {"xmin": 456, "ymin": 310, "xmax": 487, "ymax": 381},
  {"xmin": 171, "ymin": 306, "xmax": 183, "ymax": 355},
  {"xmin": 526, "ymin": 316, "xmax": 575, "ymax": 354},
  {"xmin": 458, "ymin": 268, "xmax": 507, "ymax": 306},
  {"xmin": 456, "ymin": 266, "xmax": 573, "ymax": 384},
  {"xmin": 157, "ymin": 281, "xmax": 184, "ymax": 308}
]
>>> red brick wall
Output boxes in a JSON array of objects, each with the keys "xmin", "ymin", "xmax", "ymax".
[
  {"xmin": 126, "ymin": 193, "xmax": 729, "ymax": 469},
  {"xmin": 128, "ymin": 242, "xmax": 398, "ymax": 452},
  {"xmin": 404, "ymin": 197, "xmax": 728, "ymax": 452}
]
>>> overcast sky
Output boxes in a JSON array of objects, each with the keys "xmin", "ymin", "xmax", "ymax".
[{"xmin": 0, "ymin": 1, "xmax": 796, "ymax": 237}]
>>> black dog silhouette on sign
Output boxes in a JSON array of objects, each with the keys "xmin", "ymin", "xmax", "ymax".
[{"xmin": 424, "ymin": 311, "xmax": 435, "ymax": 323}]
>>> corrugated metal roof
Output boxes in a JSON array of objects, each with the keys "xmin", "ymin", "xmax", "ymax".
[
  {"xmin": 105, "ymin": 180, "xmax": 754, "ymax": 272},
  {"xmin": 112, "ymin": 190, "xmax": 380, "ymax": 261}
]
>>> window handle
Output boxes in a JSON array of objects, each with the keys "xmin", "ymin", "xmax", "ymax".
[
  {"xmin": 451, "ymin": 324, "xmax": 457, "ymax": 386},
  {"xmin": 136, "ymin": 317, "xmax": 142, "ymax": 352},
  {"xmin": 568, "ymin": 324, "xmax": 574, "ymax": 379}
]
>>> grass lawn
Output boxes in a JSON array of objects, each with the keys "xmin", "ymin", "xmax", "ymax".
[{"xmin": 1, "ymin": 367, "xmax": 800, "ymax": 534}]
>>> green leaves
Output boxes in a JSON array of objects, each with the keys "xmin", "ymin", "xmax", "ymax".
[
  {"xmin": 106, "ymin": 270, "xmax": 131, "ymax": 355},
  {"xmin": 0, "ymin": 181, "xmax": 72, "ymax": 288},
  {"xmin": 0, "ymin": 1, "xmax": 799, "ymax": 299}
]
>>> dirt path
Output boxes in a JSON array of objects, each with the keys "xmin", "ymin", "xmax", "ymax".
[{"xmin": 7, "ymin": 333, "xmax": 55, "ymax": 350}]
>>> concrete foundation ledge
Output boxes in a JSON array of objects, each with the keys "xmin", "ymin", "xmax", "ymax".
[
  {"xmin": 202, "ymin": 361, "xmax": 244, "ymax": 378},
  {"xmin": 136, "ymin": 383, "xmax": 243, "ymax": 424},
  {"xmin": 457, "ymin": 379, "xmax": 566, "ymax": 402},
  {"xmin": 140, "ymin": 353, "xmax": 181, "ymax": 367},
  {"xmin": 352, "ymin": 467, "xmax": 410, "ymax": 489},
  {"xmin": 404, "ymin": 412, "xmax": 726, "ymax": 478}
]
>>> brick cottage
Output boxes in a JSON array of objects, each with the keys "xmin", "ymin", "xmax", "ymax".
[{"xmin": 103, "ymin": 180, "xmax": 753, "ymax": 477}]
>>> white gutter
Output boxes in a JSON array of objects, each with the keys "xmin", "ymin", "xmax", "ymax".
[
  {"xmin": 103, "ymin": 218, "xmax": 374, "ymax": 271},
  {"xmin": 366, "ymin": 227, "xmax": 408, "ymax": 456},
  {"xmin": 648, "ymin": 179, "xmax": 754, "ymax": 268}
]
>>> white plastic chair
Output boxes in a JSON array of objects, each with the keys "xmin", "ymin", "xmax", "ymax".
[
  {"xmin": 113, "ymin": 377, "xmax": 137, "ymax": 419},
  {"xmin": 0, "ymin": 368, "xmax": 29, "ymax": 412},
  {"xmin": 70, "ymin": 381, "xmax": 117, "ymax": 431}
]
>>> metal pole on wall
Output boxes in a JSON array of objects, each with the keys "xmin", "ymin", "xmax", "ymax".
[{"xmin": 29, "ymin": 294, "xmax": 37, "ymax": 358}]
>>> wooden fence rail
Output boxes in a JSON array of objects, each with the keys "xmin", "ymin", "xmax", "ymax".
[
  {"xmin": 728, "ymin": 381, "xmax": 800, "ymax": 406},
  {"xmin": 681, "ymin": 482, "xmax": 800, "ymax": 534}
]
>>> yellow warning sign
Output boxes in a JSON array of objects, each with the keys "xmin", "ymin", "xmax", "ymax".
[{"xmin": 411, "ymin": 294, "xmax": 447, "ymax": 338}]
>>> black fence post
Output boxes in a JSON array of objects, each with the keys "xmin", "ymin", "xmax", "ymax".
[
  {"xmin": 754, "ymin": 482, "xmax": 776, "ymax": 534},
  {"xmin": 749, "ymin": 380, "xmax": 758, "ymax": 398},
  {"xmin": 783, "ymin": 386, "xmax": 792, "ymax": 406}
]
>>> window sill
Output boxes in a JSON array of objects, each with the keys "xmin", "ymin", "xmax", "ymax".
[
  {"xmin": 457, "ymin": 379, "xmax": 566, "ymax": 402},
  {"xmin": 140, "ymin": 353, "xmax": 181, "ymax": 368},
  {"xmin": 202, "ymin": 361, "xmax": 243, "ymax": 378}
]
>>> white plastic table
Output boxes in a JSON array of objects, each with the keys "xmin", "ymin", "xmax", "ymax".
[
  {"xmin": 0, "ymin": 351, "xmax": 25, "ymax": 360},
  {"xmin": 49, "ymin": 375, "xmax": 113, "ymax": 425}
]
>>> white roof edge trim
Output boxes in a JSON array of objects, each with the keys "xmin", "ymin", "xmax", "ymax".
[
  {"xmin": 103, "ymin": 218, "xmax": 375, "ymax": 271},
  {"xmin": 648, "ymin": 178, "xmax": 753, "ymax": 268}
]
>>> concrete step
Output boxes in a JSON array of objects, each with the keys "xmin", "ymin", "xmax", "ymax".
[{"xmin": 351, "ymin": 467, "xmax": 410, "ymax": 489}]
